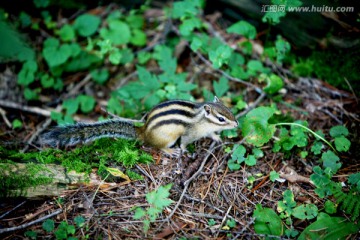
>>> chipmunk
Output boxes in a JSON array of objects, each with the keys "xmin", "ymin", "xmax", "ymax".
[{"xmin": 41, "ymin": 96, "xmax": 238, "ymax": 154}]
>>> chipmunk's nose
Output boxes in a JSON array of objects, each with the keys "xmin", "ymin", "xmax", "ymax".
[{"xmin": 234, "ymin": 120, "xmax": 239, "ymax": 127}]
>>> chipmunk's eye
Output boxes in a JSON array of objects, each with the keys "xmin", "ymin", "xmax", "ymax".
[{"xmin": 218, "ymin": 117, "xmax": 225, "ymax": 122}]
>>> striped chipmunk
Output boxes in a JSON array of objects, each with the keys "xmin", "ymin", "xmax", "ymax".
[{"xmin": 41, "ymin": 96, "xmax": 239, "ymax": 155}]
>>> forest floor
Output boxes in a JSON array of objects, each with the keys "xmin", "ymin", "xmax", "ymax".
[{"xmin": 0, "ymin": 3, "xmax": 359, "ymax": 239}]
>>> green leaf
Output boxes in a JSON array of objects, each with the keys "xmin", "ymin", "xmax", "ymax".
[
  {"xmin": 171, "ymin": 0, "xmax": 202, "ymax": 19},
  {"xmin": 292, "ymin": 204, "xmax": 318, "ymax": 220},
  {"xmin": 275, "ymin": 36, "xmax": 291, "ymax": 63},
  {"xmin": 74, "ymin": 14, "xmax": 101, "ymax": 37},
  {"xmin": 54, "ymin": 228, "xmax": 67, "ymax": 239},
  {"xmin": 133, "ymin": 207, "xmax": 146, "ymax": 219},
  {"xmin": 63, "ymin": 98, "xmax": 79, "ymax": 115},
  {"xmin": 176, "ymin": 81, "xmax": 196, "ymax": 92},
  {"xmin": 43, "ymin": 39, "xmax": 72, "ymax": 67},
  {"xmin": 245, "ymin": 155, "xmax": 256, "ymax": 166},
  {"xmin": 40, "ymin": 73, "xmax": 55, "ymax": 88},
  {"xmin": 330, "ymin": 125, "xmax": 349, "ymax": 137},
  {"xmin": 227, "ymin": 159, "xmax": 241, "ymax": 171},
  {"xmin": 58, "ymin": 24, "xmax": 75, "ymax": 41},
  {"xmin": 66, "ymin": 224, "xmax": 76, "ymax": 235},
  {"xmin": 226, "ymin": 20, "xmax": 257, "ymax": 39},
  {"xmin": 24, "ymin": 87, "xmax": 39, "ymax": 100},
  {"xmin": 130, "ymin": 29, "xmax": 147, "ymax": 46},
  {"xmin": 42, "ymin": 219, "xmax": 55, "ymax": 232},
  {"xmin": 247, "ymin": 60, "xmax": 268, "ymax": 76},
  {"xmin": 324, "ymin": 200, "xmax": 337, "ymax": 214},
  {"xmin": 311, "ymin": 141, "xmax": 323, "ymax": 155},
  {"xmin": 277, "ymin": 190, "xmax": 296, "ymax": 217},
  {"xmin": 144, "ymin": 94, "xmax": 161, "ymax": 109},
  {"xmin": 298, "ymin": 213, "xmax": 360, "ymax": 240},
  {"xmin": 228, "ymin": 52, "xmax": 245, "ymax": 68},
  {"xmin": 100, "ymin": 20, "xmax": 131, "ymax": 45},
  {"xmin": 179, "ymin": 17, "xmax": 202, "ymax": 36},
  {"xmin": 78, "ymin": 95, "xmax": 96, "ymax": 113},
  {"xmin": 74, "ymin": 215, "xmax": 85, "ymax": 228},
  {"xmin": 322, "ymin": 150, "xmax": 341, "ymax": 173},
  {"xmin": 209, "ymin": 45, "xmax": 233, "ymax": 69},
  {"xmin": 226, "ymin": 219, "xmax": 236, "ymax": 228},
  {"xmin": 261, "ymin": 0, "xmax": 302, "ymax": 25},
  {"xmin": 68, "ymin": 43, "xmax": 81, "ymax": 59},
  {"xmin": 34, "ymin": 0, "xmax": 49, "ymax": 8},
  {"xmin": 231, "ymin": 144, "xmax": 246, "ymax": 162},
  {"xmin": 137, "ymin": 66, "xmax": 160, "ymax": 90},
  {"xmin": 91, "ymin": 69, "xmax": 109, "ymax": 84},
  {"xmin": 24, "ymin": 230, "xmax": 37, "ymax": 239},
  {"xmin": 334, "ymin": 136, "xmax": 351, "ymax": 152},
  {"xmin": 252, "ymin": 148, "xmax": 264, "ymax": 158},
  {"xmin": 235, "ymin": 99, "xmax": 247, "ymax": 110},
  {"xmin": 242, "ymin": 107, "xmax": 276, "ymax": 146},
  {"xmin": 118, "ymin": 48, "xmax": 134, "ymax": 64},
  {"xmin": 126, "ymin": 14, "xmax": 144, "ymax": 29},
  {"xmin": 64, "ymin": 51, "xmax": 101, "ymax": 72},
  {"xmin": 262, "ymin": 73, "xmax": 284, "ymax": 94},
  {"xmin": 97, "ymin": 39, "xmax": 112, "ymax": 55},
  {"xmin": 348, "ymin": 172, "xmax": 360, "ymax": 191},
  {"xmin": 262, "ymin": 10, "xmax": 286, "ymax": 25},
  {"xmin": 18, "ymin": 60, "xmax": 38, "ymax": 86},
  {"xmin": 19, "ymin": 12, "xmax": 32, "ymax": 28},
  {"xmin": 310, "ymin": 166, "xmax": 333, "ymax": 198},
  {"xmin": 299, "ymin": 151, "xmax": 307, "ymax": 159},
  {"xmin": 213, "ymin": 77, "xmax": 229, "ymax": 98},
  {"xmin": 270, "ymin": 171, "xmax": 280, "ymax": 182},
  {"xmin": 190, "ymin": 37, "xmax": 202, "ymax": 51},
  {"xmin": 137, "ymin": 51, "xmax": 152, "ymax": 64},
  {"xmin": 253, "ymin": 204, "xmax": 283, "ymax": 236},
  {"xmin": 109, "ymin": 48, "xmax": 122, "ymax": 65},
  {"xmin": 143, "ymin": 219, "xmax": 150, "ymax": 232},
  {"xmin": 12, "ymin": 119, "xmax": 23, "ymax": 129},
  {"xmin": 208, "ymin": 219, "xmax": 216, "ymax": 226},
  {"xmin": 146, "ymin": 183, "xmax": 173, "ymax": 209},
  {"xmin": 50, "ymin": 111, "xmax": 63, "ymax": 122},
  {"xmin": 153, "ymin": 45, "xmax": 176, "ymax": 74}
]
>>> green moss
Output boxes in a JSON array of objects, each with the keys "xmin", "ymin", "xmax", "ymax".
[
  {"xmin": 0, "ymin": 162, "xmax": 53, "ymax": 197},
  {"xmin": 126, "ymin": 170, "xmax": 144, "ymax": 181},
  {"xmin": 292, "ymin": 49, "xmax": 360, "ymax": 92},
  {"xmin": 1, "ymin": 138, "xmax": 153, "ymax": 195}
]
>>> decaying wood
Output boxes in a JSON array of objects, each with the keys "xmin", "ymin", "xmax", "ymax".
[{"xmin": 0, "ymin": 163, "xmax": 98, "ymax": 198}]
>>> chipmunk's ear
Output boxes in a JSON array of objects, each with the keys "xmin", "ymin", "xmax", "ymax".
[
  {"xmin": 204, "ymin": 104, "xmax": 212, "ymax": 116},
  {"xmin": 213, "ymin": 96, "xmax": 220, "ymax": 103}
]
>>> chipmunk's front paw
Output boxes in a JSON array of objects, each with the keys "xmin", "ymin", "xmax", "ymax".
[
  {"xmin": 161, "ymin": 148, "xmax": 185, "ymax": 158},
  {"xmin": 209, "ymin": 133, "xmax": 222, "ymax": 142}
]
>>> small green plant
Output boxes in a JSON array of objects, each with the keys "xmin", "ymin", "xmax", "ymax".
[
  {"xmin": 235, "ymin": 105, "xmax": 356, "ymax": 238},
  {"xmin": 207, "ymin": 218, "xmax": 216, "ymax": 227},
  {"xmin": 262, "ymin": 0, "xmax": 303, "ymax": 25},
  {"xmin": 133, "ymin": 184, "xmax": 173, "ymax": 233},
  {"xmin": 52, "ymin": 95, "xmax": 96, "ymax": 124},
  {"xmin": 227, "ymin": 144, "xmax": 263, "ymax": 170},
  {"xmin": 253, "ymin": 204, "xmax": 284, "ymax": 237},
  {"xmin": 12, "ymin": 119, "xmax": 23, "ymax": 129},
  {"xmin": 25, "ymin": 216, "xmax": 86, "ymax": 240}
]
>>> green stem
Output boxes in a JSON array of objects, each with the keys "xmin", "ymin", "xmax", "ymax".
[{"xmin": 274, "ymin": 122, "xmax": 337, "ymax": 153}]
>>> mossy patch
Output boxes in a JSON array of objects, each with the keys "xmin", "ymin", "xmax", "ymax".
[
  {"xmin": 0, "ymin": 139, "xmax": 153, "ymax": 196},
  {"xmin": 291, "ymin": 49, "xmax": 360, "ymax": 92}
]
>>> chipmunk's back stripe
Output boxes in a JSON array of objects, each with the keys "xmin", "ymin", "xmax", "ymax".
[
  {"xmin": 146, "ymin": 109, "xmax": 194, "ymax": 127},
  {"xmin": 152, "ymin": 100, "xmax": 196, "ymax": 110},
  {"xmin": 150, "ymin": 119, "xmax": 189, "ymax": 130}
]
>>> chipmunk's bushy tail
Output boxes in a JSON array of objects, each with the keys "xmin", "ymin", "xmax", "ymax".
[{"xmin": 41, "ymin": 119, "xmax": 138, "ymax": 147}]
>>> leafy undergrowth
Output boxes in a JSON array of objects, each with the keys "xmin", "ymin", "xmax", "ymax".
[{"xmin": 0, "ymin": 0, "xmax": 359, "ymax": 239}]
